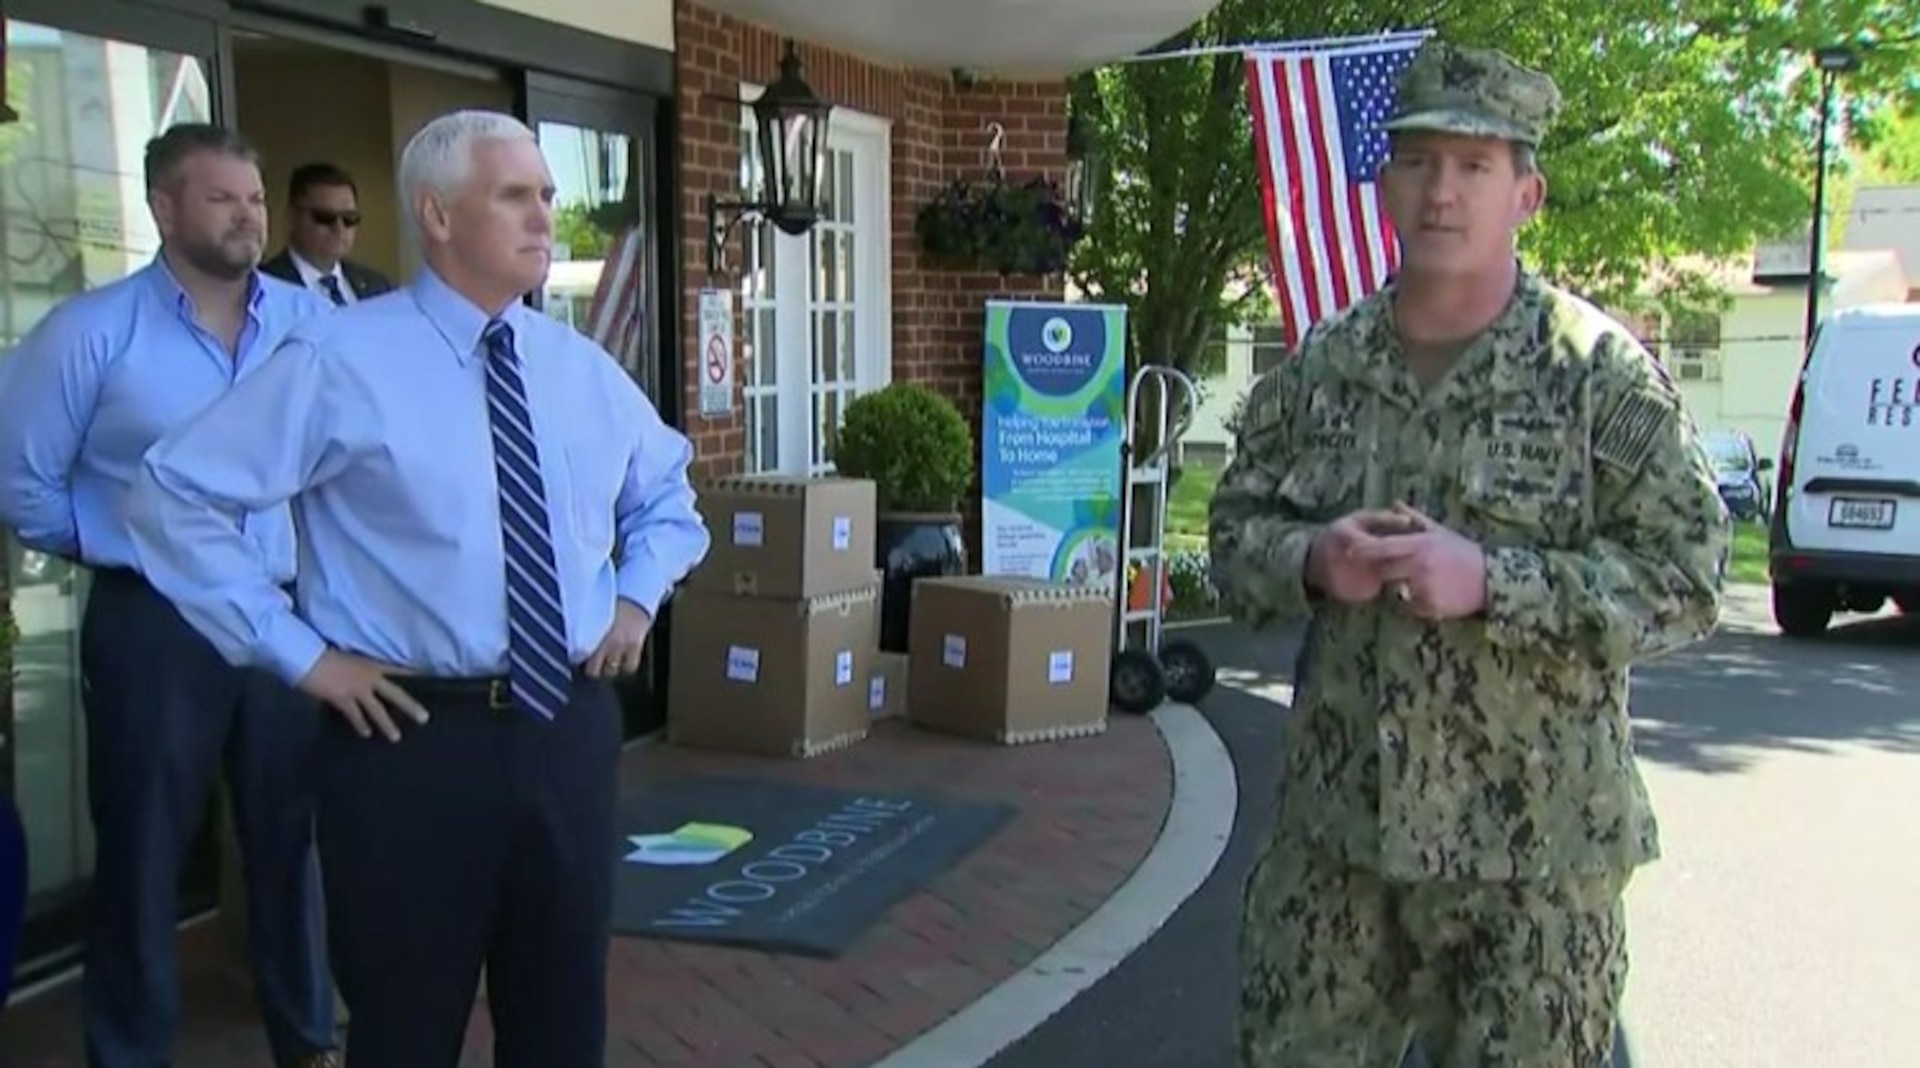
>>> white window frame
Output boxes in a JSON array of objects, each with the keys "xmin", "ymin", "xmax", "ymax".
[{"xmin": 737, "ymin": 85, "xmax": 892, "ymax": 475}]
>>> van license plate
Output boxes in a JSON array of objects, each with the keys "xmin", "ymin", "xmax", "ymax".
[{"xmin": 1828, "ymin": 497, "xmax": 1896, "ymax": 529}]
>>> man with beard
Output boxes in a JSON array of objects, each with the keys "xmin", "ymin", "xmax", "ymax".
[{"xmin": 0, "ymin": 124, "xmax": 340, "ymax": 1068}]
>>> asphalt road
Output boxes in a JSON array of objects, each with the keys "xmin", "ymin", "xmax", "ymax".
[
  {"xmin": 984, "ymin": 592, "xmax": 1920, "ymax": 1068},
  {"xmin": 1616, "ymin": 595, "xmax": 1920, "ymax": 1068},
  {"xmin": 982, "ymin": 619, "xmax": 1297, "ymax": 1068}
]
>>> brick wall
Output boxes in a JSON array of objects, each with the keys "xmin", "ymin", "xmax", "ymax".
[{"xmin": 673, "ymin": 0, "xmax": 1068, "ymax": 494}]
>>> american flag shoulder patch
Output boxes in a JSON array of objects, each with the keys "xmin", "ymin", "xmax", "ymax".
[
  {"xmin": 1238, "ymin": 368, "xmax": 1291, "ymax": 440},
  {"xmin": 1594, "ymin": 389, "xmax": 1672, "ymax": 474}
]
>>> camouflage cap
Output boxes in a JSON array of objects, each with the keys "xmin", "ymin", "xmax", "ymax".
[{"xmin": 1382, "ymin": 40, "xmax": 1561, "ymax": 146}]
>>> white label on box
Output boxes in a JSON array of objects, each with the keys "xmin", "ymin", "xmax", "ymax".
[
  {"xmin": 831, "ymin": 515, "xmax": 852, "ymax": 552},
  {"xmin": 732, "ymin": 511, "xmax": 764, "ymax": 547},
  {"xmin": 869, "ymin": 675, "xmax": 887, "ymax": 710},
  {"xmin": 835, "ymin": 649, "xmax": 854, "ymax": 686},
  {"xmin": 942, "ymin": 634, "xmax": 967, "ymax": 668},
  {"xmin": 1048, "ymin": 650, "xmax": 1074, "ymax": 683},
  {"xmin": 725, "ymin": 645, "xmax": 760, "ymax": 683}
]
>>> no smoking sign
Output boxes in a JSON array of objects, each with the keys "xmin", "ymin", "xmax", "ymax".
[{"xmin": 696, "ymin": 288, "xmax": 736, "ymax": 419}]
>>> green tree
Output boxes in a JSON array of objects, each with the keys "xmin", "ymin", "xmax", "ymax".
[
  {"xmin": 1856, "ymin": 100, "xmax": 1920, "ymax": 182},
  {"xmin": 553, "ymin": 201, "xmax": 611, "ymax": 260},
  {"xmin": 1791, "ymin": 67, "xmax": 1917, "ymax": 250},
  {"xmin": 1069, "ymin": 0, "xmax": 1920, "ymax": 375}
]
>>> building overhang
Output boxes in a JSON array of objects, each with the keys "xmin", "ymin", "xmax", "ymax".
[{"xmin": 702, "ymin": 0, "xmax": 1220, "ymax": 76}]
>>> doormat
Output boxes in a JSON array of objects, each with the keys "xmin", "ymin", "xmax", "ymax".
[{"xmin": 610, "ymin": 775, "xmax": 1015, "ymax": 958}]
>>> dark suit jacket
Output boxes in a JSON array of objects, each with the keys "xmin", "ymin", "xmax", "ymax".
[{"xmin": 259, "ymin": 250, "xmax": 394, "ymax": 301}]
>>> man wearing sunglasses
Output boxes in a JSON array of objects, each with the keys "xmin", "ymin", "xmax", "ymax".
[{"xmin": 261, "ymin": 162, "xmax": 393, "ymax": 305}]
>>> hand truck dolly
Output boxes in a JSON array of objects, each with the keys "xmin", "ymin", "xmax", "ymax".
[{"xmin": 1108, "ymin": 363, "xmax": 1218, "ymax": 713}]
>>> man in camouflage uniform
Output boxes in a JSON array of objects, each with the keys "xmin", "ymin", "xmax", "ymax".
[{"xmin": 1209, "ymin": 39, "xmax": 1728, "ymax": 1068}]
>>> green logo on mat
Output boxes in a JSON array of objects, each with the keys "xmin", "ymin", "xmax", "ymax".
[{"xmin": 625, "ymin": 822, "xmax": 753, "ymax": 866}]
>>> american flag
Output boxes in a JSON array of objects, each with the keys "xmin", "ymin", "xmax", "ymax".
[
  {"xmin": 583, "ymin": 227, "xmax": 645, "ymax": 373},
  {"xmin": 1244, "ymin": 36, "xmax": 1424, "ymax": 346}
]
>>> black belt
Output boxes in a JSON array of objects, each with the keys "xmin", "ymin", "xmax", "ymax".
[{"xmin": 393, "ymin": 671, "xmax": 591, "ymax": 712}]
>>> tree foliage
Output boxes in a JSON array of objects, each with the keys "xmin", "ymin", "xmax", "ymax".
[
  {"xmin": 1854, "ymin": 99, "xmax": 1920, "ymax": 182},
  {"xmin": 1068, "ymin": 0, "xmax": 1920, "ymax": 374},
  {"xmin": 553, "ymin": 201, "xmax": 612, "ymax": 261}
]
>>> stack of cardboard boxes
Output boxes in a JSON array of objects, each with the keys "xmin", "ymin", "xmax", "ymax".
[
  {"xmin": 667, "ymin": 474, "xmax": 886, "ymax": 757},
  {"xmin": 667, "ymin": 475, "xmax": 1118, "ymax": 752}
]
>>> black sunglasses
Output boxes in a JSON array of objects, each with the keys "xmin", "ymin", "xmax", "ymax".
[{"xmin": 309, "ymin": 209, "xmax": 361, "ymax": 228}]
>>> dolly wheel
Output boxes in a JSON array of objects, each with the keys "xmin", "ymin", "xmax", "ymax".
[
  {"xmin": 1109, "ymin": 650, "xmax": 1166, "ymax": 714},
  {"xmin": 1160, "ymin": 640, "xmax": 1217, "ymax": 704}
]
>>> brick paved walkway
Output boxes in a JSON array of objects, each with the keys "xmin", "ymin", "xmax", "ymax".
[{"xmin": 0, "ymin": 715, "xmax": 1172, "ymax": 1067}]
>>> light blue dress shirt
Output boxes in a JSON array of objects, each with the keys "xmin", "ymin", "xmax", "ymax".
[
  {"xmin": 125, "ymin": 267, "xmax": 712, "ymax": 686},
  {"xmin": 0, "ymin": 258, "xmax": 328, "ymax": 577}
]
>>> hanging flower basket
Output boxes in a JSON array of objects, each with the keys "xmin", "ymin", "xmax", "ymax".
[{"xmin": 913, "ymin": 174, "xmax": 1084, "ymax": 276}]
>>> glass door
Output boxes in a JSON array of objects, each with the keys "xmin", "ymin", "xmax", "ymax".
[
  {"xmin": 520, "ymin": 73, "xmax": 670, "ymax": 740},
  {"xmin": 1, "ymin": 0, "xmax": 225, "ymax": 981},
  {"xmin": 522, "ymin": 73, "xmax": 663, "ymax": 401}
]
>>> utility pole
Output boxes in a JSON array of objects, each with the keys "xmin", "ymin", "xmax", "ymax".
[{"xmin": 1804, "ymin": 44, "xmax": 1862, "ymax": 349}]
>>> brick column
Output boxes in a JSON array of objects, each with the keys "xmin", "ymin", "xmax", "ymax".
[{"xmin": 674, "ymin": 3, "xmax": 748, "ymax": 483}]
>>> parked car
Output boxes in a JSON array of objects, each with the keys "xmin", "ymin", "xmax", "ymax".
[
  {"xmin": 1700, "ymin": 428, "xmax": 1773, "ymax": 523},
  {"xmin": 1768, "ymin": 304, "xmax": 1920, "ymax": 637}
]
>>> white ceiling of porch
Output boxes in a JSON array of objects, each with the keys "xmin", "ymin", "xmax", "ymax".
[{"xmin": 701, "ymin": 0, "xmax": 1220, "ymax": 76}]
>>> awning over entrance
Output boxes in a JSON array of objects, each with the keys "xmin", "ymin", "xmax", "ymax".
[{"xmin": 700, "ymin": 0, "xmax": 1220, "ymax": 76}]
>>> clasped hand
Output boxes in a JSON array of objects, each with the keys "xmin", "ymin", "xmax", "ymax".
[{"xmin": 1307, "ymin": 503, "xmax": 1487, "ymax": 620}]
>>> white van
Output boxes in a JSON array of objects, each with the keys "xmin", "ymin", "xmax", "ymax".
[{"xmin": 1768, "ymin": 303, "xmax": 1920, "ymax": 636}]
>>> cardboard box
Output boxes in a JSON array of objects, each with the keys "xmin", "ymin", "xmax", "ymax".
[
  {"xmin": 667, "ymin": 581, "xmax": 880, "ymax": 758},
  {"xmin": 867, "ymin": 652, "xmax": 909, "ymax": 721},
  {"xmin": 689, "ymin": 475, "xmax": 876, "ymax": 598},
  {"xmin": 907, "ymin": 576, "xmax": 1114, "ymax": 744}
]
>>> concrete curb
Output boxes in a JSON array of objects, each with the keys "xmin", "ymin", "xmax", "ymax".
[{"xmin": 870, "ymin": 702, "xmax": 1238, "ymax": 1068}]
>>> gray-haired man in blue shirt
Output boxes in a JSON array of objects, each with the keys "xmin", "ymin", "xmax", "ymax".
[
  {"xmin": 0, "ymin": 124, "xmax": 339, "ymax": 1068},
  {"xmin": 125, "ymin": 111, "xmax": 712, "ymax": 1067}
]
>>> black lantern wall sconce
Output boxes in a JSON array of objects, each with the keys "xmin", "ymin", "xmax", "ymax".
[{"xmin": 706, "ymin": 41, "xmax": 834, "ymax": 274}]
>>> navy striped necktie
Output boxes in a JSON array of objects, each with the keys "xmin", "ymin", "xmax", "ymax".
[{"xmin": 482, "ymin": 319, "xmax": 572, "ymax": 720}]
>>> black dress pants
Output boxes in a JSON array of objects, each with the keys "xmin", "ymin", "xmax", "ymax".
[
  {"xmin": 315, "ymin": 675, "xmax": 621, "ymax": 1068},
  {"xmin": 79, "ymin": 568, "xmax": 333, "ymax": 1068}
]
